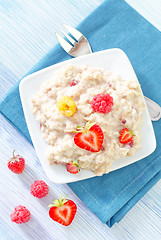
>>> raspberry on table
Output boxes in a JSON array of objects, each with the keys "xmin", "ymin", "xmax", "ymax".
[
  {"xmin": 30, "ymin": 180, "xmax": 49, "ymax": 198},
  {"xmin": 91, "ymin": 93, "xmax": 114, "ymax": 113},
  {"xmin": 10, "ymin": 205, "xmax": 31, "ymax": 224}
]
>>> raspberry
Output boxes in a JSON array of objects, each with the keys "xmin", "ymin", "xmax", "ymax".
[
  {"xmin": 91, "ymin": 93, "xmax": 113, "ymax": 113},
  {"xmin": 122, "ymin": 119, "xmax": 126, "ymax": 124},
  {"xmin": 57, "ymin": 96, "xmax": 76, "ymax": 117},
  {"xmin": 7, "ymin": 150, "xmax": 25, "ymax": 174},
  {"xmin": 30, "ymin": 180, "xmax": 49, "ymax": 198},
  {"xmin": 10, "ymin": 205, "xmax": 31, "ymax": 224},
  {"xmin": 128, "ymin": 140, "xmax": 134, "ymax": 147},
  {"xmin": 70, "ymin": 80, "xmax": 78, "ymax": 86}
]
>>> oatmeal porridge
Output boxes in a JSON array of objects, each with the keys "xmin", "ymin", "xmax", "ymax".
[{"xmin": 31, "ymin": 64, "xmax": 145, "ymax": 176}]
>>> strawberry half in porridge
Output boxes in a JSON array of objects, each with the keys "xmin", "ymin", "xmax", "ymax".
[{"xmin": 31, "ymin": 64, "xmax": 145, "ymax": 176}]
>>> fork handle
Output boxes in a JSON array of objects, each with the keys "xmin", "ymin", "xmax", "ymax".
[
  {"xmin": 69, "ymin": 37, "xmax": 92, "ymax": 57},
  {"xmin": 144, "ymin": 96, "xmax": 161, "ymax": 121}
]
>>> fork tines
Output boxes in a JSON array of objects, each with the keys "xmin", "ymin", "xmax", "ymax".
[
  {"xmin": 55, "ymin": 24, "xmax": 83, "ymax": 54},
  {"xmin": 56, "ymin": 24, "xmax": 92, "ymax": 57}
]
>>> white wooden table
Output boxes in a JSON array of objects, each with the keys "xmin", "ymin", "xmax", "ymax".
[{"xmin": 0, "ymin": 0, "xmax": 161, "ymax": 239}]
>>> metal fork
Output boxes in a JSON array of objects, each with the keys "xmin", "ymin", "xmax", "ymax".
[
  {"xmin": 55, "ymin": 24, "xmax": 92, "ymax": 57},
  {"xmin": 56, "ymin": 24, "xmax": 161, "ymax": 121}
]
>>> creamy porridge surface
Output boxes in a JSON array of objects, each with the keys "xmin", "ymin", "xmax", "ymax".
[{"xmin": 31, "ymin": 64, "xmax": 145, "ymax": 176}]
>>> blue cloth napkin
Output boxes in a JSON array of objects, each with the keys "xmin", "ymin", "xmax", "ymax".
[{"xmin": 0, "ymin": 0, "xmax": 161, "ymax": 227}]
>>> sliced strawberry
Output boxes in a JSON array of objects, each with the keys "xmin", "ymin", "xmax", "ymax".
[
  {"xmin": 74, "ymin": 122, "xmax": 104, "ymax": 152},
  {"xmin": 119, "ymin": 128, "xmax": 134, "ymax": 144},
  {"xmin": 66, "ymin": 160, "xmax": 80, "ymax": 174},
  {"xmin": 48, "ymin": 195, "xmax": 77, "ymax": 226}
]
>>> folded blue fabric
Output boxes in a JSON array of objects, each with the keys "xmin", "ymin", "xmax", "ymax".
[{"xmin": 0, "ymin": 0, "xmax": 161, "ymax": 227}]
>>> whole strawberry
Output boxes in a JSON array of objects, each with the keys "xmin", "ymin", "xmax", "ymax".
[
  {"xmin": 8, "ymin": 150, "xmax": 25, "ymax": 174},
  {"xmin": 48, "ymin": 194, "xmax": 77, "ymax": 226}
]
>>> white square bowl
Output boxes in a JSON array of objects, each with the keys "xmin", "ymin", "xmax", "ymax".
[{"xmin": 19, "ymin": 48, "xmax": 156, "ymax": 183}]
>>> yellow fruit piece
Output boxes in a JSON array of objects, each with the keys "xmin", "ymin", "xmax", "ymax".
[{"xmin": 56, "ymin": 96, "xmax": 76, "ymax": 117}]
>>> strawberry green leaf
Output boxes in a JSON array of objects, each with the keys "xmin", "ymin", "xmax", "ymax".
[
  {"xmin": 49, "ymin": 194, "xmax": 69, "ymax": 208},
  {"xmin": 85, "ymin": 121, "xmax": 96, "ymax": 131}
]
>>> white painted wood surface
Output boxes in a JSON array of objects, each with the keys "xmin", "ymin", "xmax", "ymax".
[{"xmin": 0, "ymin": 0, "xmax": 161, "ymax": 239}]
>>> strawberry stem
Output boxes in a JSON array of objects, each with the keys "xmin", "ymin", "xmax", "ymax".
[
  {"xmin": 48, "ymin": 194, "xmax": 69, "ymax": 208},
  {"xmin": 85, "ymin": 121, "xmax": 96, "ymax": 131},
  {"xmin": 73, "ymin": 121, "xmax": 96, "ymax": 134},
  {"xmin": 73, "ymin": 159, "xmax": 80, "ymax": 168},
  {"xmin": 129, "ymin": 131, "xmax": 135, "ymax": 136},
  {"xmin": 69, "ymin": 159, "xmax": 80, "ymax": 171},
  {"xmin": 13, "ymin": 150, "xmax": 15, "ymax": 158}
]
